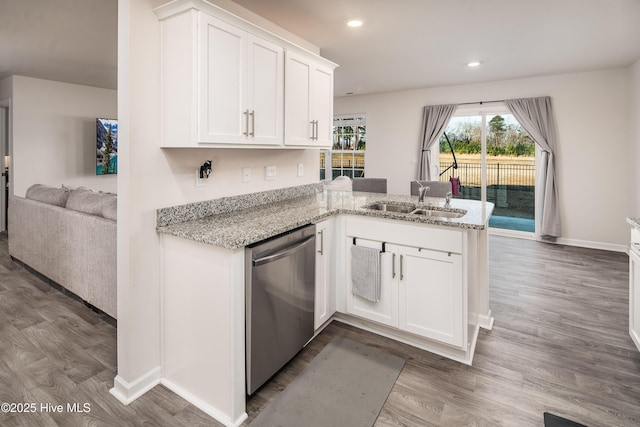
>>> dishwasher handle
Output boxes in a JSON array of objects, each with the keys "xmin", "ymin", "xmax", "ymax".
[{"xmin": 252, "ymin": 235, "xmax": 315, "ymax": 266}]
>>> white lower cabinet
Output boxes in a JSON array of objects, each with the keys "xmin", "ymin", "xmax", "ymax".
[
  {"xmin": 398, "ymin": 246, "xmax": 464, "ymax": 348},
  {"xmin": 345, "ymin": 239, "xmax": 399, "ymax": 328},
  {"xmin": 345, "ymin": 227, "xmax": 465, "ymax": 349},
  {"xmin": 315, "ymin": 219, "xmax": 335, "ymax": 329}
]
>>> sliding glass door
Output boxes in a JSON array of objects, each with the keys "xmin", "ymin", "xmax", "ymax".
[{"xmin": 438, "ymin": 105, "xmax": 535, "ymax": 233}]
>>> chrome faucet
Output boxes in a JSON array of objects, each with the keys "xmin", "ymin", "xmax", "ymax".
[
  {"xmin": 414, "ymin": 181, "xmax": 429, "ymax": 203},
  {"xmin": 445, "ymin": 191, "xmax": 452, "ymax": 208}
]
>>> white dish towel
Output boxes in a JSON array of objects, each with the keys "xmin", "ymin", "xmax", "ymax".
[{"xmin": 351, "ymin": 245, "xmax": 381, "ymax": 302}]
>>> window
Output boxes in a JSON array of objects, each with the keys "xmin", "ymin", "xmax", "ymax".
[
  {"xmin": 320, "ymin": 115, "xmax": 366, "ymax": 180},
  {"xmin": 437, "ymin": 105, "xmax": 535, "ymax": 233}
]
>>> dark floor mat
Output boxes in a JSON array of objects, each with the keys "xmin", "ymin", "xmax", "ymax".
[{"xmin": 544, "ymin": 412, "xmax": 588, "ymax": 427}]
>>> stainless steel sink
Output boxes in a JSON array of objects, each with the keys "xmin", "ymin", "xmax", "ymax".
[
  {"xmin": 410, "ymin": 208, "xmax": 466, "ymax": 219},
  {"xmin": 364, "ymin": 202, "xmax": 466, "ymax": 219},
  {"xmin": 364, "ymin": 203, "xmax": 416, "ymax": 213}
]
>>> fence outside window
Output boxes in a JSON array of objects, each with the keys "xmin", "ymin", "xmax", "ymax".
[
  {"xmin": 439, "ymin": 160, "xmax": 535, "ymax": 219},
  {"xmin": 439, "ymin": 161, "xmax": 535, "ymax": 189}
]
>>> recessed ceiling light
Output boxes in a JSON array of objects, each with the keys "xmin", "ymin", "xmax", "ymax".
[
  {"xmin": 467, "ymin": 61, "xmax": 481, "ymax": 67},
  {"xmin": 347, "ymin": 20, "xmax": 363, "ymax": 28}
]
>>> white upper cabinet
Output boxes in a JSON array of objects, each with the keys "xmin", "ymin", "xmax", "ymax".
[
  {"xmin": 198, "ymin": 14, "xmax": 283, "ymax": 145},
  {"xmin": 247, "ymin": 35, "xmax": 284, "ymax": 144},
  {"xmin": 155, "ymin": 1, "xmax": 336, "ymax": 149},
  {"xmin": 284, "ymin": 51, "xmax": 334, "ymax": 148}
]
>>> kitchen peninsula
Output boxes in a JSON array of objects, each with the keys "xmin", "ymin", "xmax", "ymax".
[{"xmin": 156, "ymin": 183, "xmax": 494, "ymax": 427}]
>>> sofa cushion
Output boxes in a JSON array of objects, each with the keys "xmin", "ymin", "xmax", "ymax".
[
  {"xmin": 66, "ymin": 187, "xmax": 117, "ymax": 220},
  {"xmin": 25, "ymin": 184, "xmax": 70, "ymax": 207},
  {"xmin": 102, "ymin": 197, "xmax": 117, "ymax": 221}
]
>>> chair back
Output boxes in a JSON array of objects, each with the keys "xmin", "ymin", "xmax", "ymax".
[
  {"xmin": 410, "ymin": 180, "xmax": 452, "ymax": 198},
  {"xmin": 352, "ymin": 178, "xmax": 387, "ymax": 194}
]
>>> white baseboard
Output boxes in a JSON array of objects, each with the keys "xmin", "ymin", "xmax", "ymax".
[
  {"xmin": 554, "ymin": 237, "xmax": 627, "ymax": 253},
  {"xmin": 631, "ymin": 328, "xmax": 640, "ymax": 353},
  {"xmin": 160, "ymin": 378, "xmax": 248, "ymax": 427},
  {"xmin": 333, "ymin": 314, "xmax": 475, "ymax": 365},
  {"xmin": 478, "ymin": 310, "xmax": 494, "ymax": 330},
  {"xmin": 489, "ymin": 228, "xmax": 535, "ymax": 240},
  {"xmin": 109, "ymin": 366, "xmax": 161, "ymax": 405},
  {"xmin": 489, "ymin": 228, "xmax": 627, "ymax": 253}
]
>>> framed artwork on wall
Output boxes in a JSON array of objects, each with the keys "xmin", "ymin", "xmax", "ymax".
[{"xmin": 96, "ymin": 118, "xmax": 118, "ymax": 175}]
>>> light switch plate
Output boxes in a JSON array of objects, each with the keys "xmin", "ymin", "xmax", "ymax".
[
  {"xmin": 242, "ymin": 167, "xmax": 251, "ymax": 183},
  {"xmin": 297, "ymin": 163, "xmax": 304, "ymax": 177},
  {"xmin": 265, "ymin": 165, "xmax": 276, "ymax": 181}
]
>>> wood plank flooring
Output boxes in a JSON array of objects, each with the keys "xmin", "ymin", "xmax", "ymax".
[{"xmin": 1, "ymin": 231, "xmax": 639, "ymax": 426}]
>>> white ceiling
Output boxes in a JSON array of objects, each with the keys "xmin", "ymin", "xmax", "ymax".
[
  {"xmin": 0, "ymin": 0, "xmax": 117, "ymax": 90},
  {"xmin": 231, "ymin": 0, "xmax": 640, "ymax": 96},
  {"xmin": 1, "ymin": 0, "xmax": 639, "ymax": 97}
]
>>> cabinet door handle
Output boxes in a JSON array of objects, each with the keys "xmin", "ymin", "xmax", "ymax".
[
  {"xmin": 317, "ymin": 230, "xmax": 324, "ymax": 255},
  {"xmin": 310, "ymin": 120, "xmax": 315, "ymax": 140},
  {"xmin": 399, "ymin": 254, "xmax": 404, "ymax": 280},
  {"xmin": 315, "ymin": 120, "xmax": 319, "ymax": 140},
  {"xmin": 392, "ymin": 252, "xmax": 396, "ymax": 278},
  {"xmin": 243, "ymin": 110, "xmax": 249, "ymax": 136},
  {"xmin": 249, "ymin": 110, "xmax": 255, "ymax": 137}
]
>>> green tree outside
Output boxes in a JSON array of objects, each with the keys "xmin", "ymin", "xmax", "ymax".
[{"xmin": 440, "ymin": 115, "xmax": 534, "ymax": 157}]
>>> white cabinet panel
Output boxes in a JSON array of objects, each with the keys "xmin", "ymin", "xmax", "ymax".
[
  {"xmin": 284, "ymin": 51, "xmax": 334, "ymax": 148},
  {"xmin": 246, "ymin": 35, "xmax": 283, "ymax": 145},
  {"xmin": 199, "ymin": 14, "xmax": 245, "ymax": 143},
  {"xmin": 399, "ymin": 247, "xmax": 464, "ymax": 348},
  {"xmin": 315, "ymin": 219, "xmax": 335, "ymax": 329},
  {"xmin": 283, "ymin": 54, "xmax": 311, "ymax": 146},
  {"xmin": 310, "ymin": 64, "xmax": 334, "ymax": 147},
  {"xmin": 345, "ymin": 239, "xmax": 398, "ymax": 327},
  {"xmin": 198, "ymin": 15, "xmax": 283, "ymax": 145}
]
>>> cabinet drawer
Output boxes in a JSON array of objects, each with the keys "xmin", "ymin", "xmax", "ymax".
[{"xmin": 345, "ymin": 216, "xmax": 463, "ymax": 254}]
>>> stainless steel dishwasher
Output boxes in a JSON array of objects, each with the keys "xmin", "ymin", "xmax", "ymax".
[{"xmin": 245, "ymin": 224, "xmax": 316, "ymax": 395}]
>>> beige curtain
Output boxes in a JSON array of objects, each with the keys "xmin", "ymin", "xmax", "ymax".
[
  {"xmin": 418, "ymin": 104, "xmax": 457, "ymax": 180},
  {"xmin": 505, "ymin": 97, "xmax": 561, "ymax": 240}
]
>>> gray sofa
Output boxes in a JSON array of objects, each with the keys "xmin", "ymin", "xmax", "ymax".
[{"xmin": 8, "ymin": 184, "xmax": 117, "ymax": 319}]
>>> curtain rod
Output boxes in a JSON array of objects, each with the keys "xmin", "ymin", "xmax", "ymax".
[{"xmin": 457, "ymin": 99, "xmax": 506, "ymax": 106}]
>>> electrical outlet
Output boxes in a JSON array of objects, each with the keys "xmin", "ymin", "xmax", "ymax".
[
  {"xmin": 297, "ymin": 163, "xmax": 304, "ymax": 177},
  {"xmin": 242, "ymin": 167, "xmax": 251, "ymax": 183},
  {"xmin": 265, "ymin": 165, "xmax": 276, "ymax": 181},
  {"xmin": 195, "ymin": 169, "xmax": 208, "ymax": 187}
]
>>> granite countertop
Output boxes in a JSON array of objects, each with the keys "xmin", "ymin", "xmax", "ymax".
[{"xmin": 156, "ymin": 184, "xmax": 494, "ymax": 250}]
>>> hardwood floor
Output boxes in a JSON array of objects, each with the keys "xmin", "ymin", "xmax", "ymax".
[
  {"xmin": 0, "ymin": 232, "xmax": 219, "ymax": 427},
  {"xmin": 1, "ymin": 232, "xmax": 639, "ymax": 426}
]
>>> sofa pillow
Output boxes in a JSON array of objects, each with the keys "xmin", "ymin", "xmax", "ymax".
[
  {"xmin": 25, "ymin": 184, "xmax": 70, "ymax": 207},
  {"xmin": 66, "ymin": 187, "xmax": 117, "ymax": 220}
]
